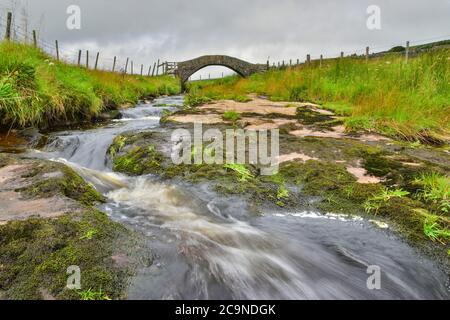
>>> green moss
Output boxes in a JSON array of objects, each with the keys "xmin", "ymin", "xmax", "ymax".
[
  {"xmin": 109, "ymin": 133, "xmax": 166, "ymax": 176},
  {"xmin": 280, "ymin": 160, "xmax": 355, "ymax": 194},
  {"xmin": 278, "ymin": 160, "xmax": 383, "ymax": 214},
  {"xmin": 367, "ymin": 153, "xmax": 445, "ymax": 193},
  {"xmin": 18, "ymin": 165, "xmax": 104, "ymax": 206},
  {"xmin": 376, "ymin": 198, "xmax": 431, "ymax": 242},
  {"xmin": 112, "ymin": 145, "xmax": 163, "ymax": 176},
  {"xmin": 296, "ymin": 107, "xmax": 334, "ymax": 125},
  {"xmin": 0, "ymin": 209, "xmax": 133, "ymax": 300}
]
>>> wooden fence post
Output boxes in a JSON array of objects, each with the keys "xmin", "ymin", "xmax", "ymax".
[
  {"xmin": 340, "ymin": 52, "xmax": 344, "ymax": 59},
  {"xmin": 112, "ymin": 56, "xmax": 116, "ymax": 72},
  {"xmin": 320, "ymin": 54, "xmax": 323, "ymax": 68},
  {"xmin": 32, "ymin": 30, "xmax": 37, "ymax": 47},
  {"xmin": 124, "ymin": 58, "xmax": 129, "ymax": 74},
  {"xmin": 5, "ymin": 12, "xmax": 12, "ymax": 40},
  {"xmin": 140, "ymin": 64, "xmax": 143, "ymax": 76},
  {"xmin": 296, "ymin": 59, "xmax": 299, "ymax": 65},
  {"xmin": 77, "ymin": 50, "xmax": 82, "ymax": 66},
  {"xmin": 366, "ymin": 46, "xmax": 370, "ymax": 63},
  {"xmin": 307, "ymin": 54, "xmax": 311, "ymax": 66},
  {"xmin": 156, "ymin": 59, "xmax": 160, "ymax": 76},
  {"xmin": 152, "ymin": 62, "xmax": 156, "ymax": 76},
  {"xmin": 86, "ymin": 50, "xmax": 89, "ymax": 68},
  {"xmin": 55, "ymin": 40, "xmax": 60, "ymax": 61},
  {"xmin": 405, "ymin": 41, "xmax": 410, "ymax": 64},
  {"xmin": 148, "ymin": 65, "xmax": 152, "ymax": 76},
  {"xmin": 131, "ymin": 61, "xmax": 134, "ymax": 75},
  {"xmin": 289, "ymin": 59, "xmax": 292, "ymax": 67},
  {"xmin": 94, "ymin": 52, "xmax": 99, "ymax": 70}
]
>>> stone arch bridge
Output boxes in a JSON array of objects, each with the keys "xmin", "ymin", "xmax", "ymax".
[{"xmin": 171, "ymin": 55, "xmax": 268, "ymax": 89}]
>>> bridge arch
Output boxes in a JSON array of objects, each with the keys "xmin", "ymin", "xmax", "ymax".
[{"xmin": 174, "ymin": 55, "xmax": 267, "ymax": 89}]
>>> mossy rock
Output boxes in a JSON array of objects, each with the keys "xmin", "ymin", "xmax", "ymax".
[
  {"xmin": 0, "ymin": 209, "xmax": 134, "ymax": 300},
  {"xmin": 17, "ymin": 164, "xmax": 104, "ymax": 206},
  {"xmin": 296, "ymin": 108, "xmax": 335, "ymax": 125},
  {"xmin": 113, "ymin": 145, "xmax": 163, "ymax": 176}
]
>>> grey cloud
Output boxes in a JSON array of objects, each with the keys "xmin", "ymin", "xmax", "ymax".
[{"xmin": 1, "ymin": 0, "xmax": 449, "ymax": 78}]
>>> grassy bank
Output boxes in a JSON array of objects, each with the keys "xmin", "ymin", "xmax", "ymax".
[
  {"xmin": 187, "ymin": 48, "xmax": 450, "ymax": 142},
  {"xmin": 0, "ymin": 42, "xmax": 180, "ymax": 129}
]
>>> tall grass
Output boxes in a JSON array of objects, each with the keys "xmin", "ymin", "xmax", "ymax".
[
  {"xmin": 187, "ymin": 49, "xmax": 450, "ymax": 140},
  {"xmin": 0, "ymin": 42, "xmax": 180, "ymax": 128}
]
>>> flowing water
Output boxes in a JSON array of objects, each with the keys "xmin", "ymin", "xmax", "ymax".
[{"xmin": 28, "ymin": 96, "xmax": 449, "ymax": 300}]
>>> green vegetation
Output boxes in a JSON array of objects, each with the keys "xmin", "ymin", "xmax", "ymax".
[
  {"xmin": 0, "ymin": 154, "xmax": 136, "ymax": 300},
  {"xmin": 0, "ymin": 209, "xmax": 132, "ymax": 300},
  {"xmin": 78, "ymin": 288, "xmax": 111, "ymax": 301},
  {"xmin": 109, "ymin": 134, "xmax": 163, "ymax": 175},
  {"xmin": 414, "ymin": 173, "xmax": 450, "ymax": 214},
  {"xmin": 18, "ymin": 163, "xmax": 105, "ymax": 206},
  {"xmin": 222, "ymin": 111, "xmax": 241, "ymax": 123},
  {"xmin": 223, "ymin": 163, "xmax": 254, "ymax": 182},
  {"xmin": 424, "ymin": 217, "xmax": 450, "ymax": 243},
  {"xmin": 113, "ymin": 145, "xmax": 163, "ymax": 175},
  {"xmin": 0, "ymin": 42, "xmax": 180, "ymax": 128},
  {"xmin": 187, "ymin": 49, "xmax": 450, "ymax": 141},
  {"xmin": 364, "ymin": 188, "xmax": 410, "ymax": 214}
]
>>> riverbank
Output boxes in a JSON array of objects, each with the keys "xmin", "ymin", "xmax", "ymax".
[
  {"xmin": 107, "ymin": 95, "xmax": 450, "ymax": 275},
  {"xmin": 0, "ymin": 42, "xmax": 449, "ymax": 298},
  {"xmin": 186, "ymin": 48, "xmax": 450, "ymax": 144},
  {"xmin": 1, "ymin": 94, "xmax": 447, "ymax": 299},
  {"xmin": 0, "ymin": 42, "xmax": 180, "ymax": 130}
]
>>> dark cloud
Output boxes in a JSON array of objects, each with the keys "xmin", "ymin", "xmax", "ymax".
[{"xmin": 1, "ymin": 0, "xmax": 449, "ymax": 78}]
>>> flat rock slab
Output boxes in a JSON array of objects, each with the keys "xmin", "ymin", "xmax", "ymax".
[
  {"xmin": 0, "ymin": 156, "xmax": 80, "ymax": 223},
  {"xmin": 168, "ymin": 96, "xmax": 324, "ymax": 131}
]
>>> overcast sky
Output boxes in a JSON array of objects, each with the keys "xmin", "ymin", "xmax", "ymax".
[{"xmin": 1, "ymin": 0, "xmax": 449, "ymax": 79}]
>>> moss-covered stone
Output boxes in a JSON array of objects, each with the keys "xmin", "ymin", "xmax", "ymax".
[
  {"xmin": 0, "ymin": 208, "xmax": 134, "ymax": 300},
  {"xmin": 295, "ymin": 107, "xmax": 335, "ymax": 125},
  {"xmin": 0, "ymin": 154, "xmax": 139, "ymax": 300},
  {"xmin": 17, "ymin": 164, "xmax": 104, "ymax": 206},
  {"xmin": 277, "ymin": 160, "xmax": 384, "ymax": 214},
  {"xmin": 113, "ymin": 145, "xmax": 163, "ymax": 176}
]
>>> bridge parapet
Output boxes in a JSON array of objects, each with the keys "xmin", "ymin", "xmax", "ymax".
[{"xmin": 174, "ymin": 55, "xmax": 267, "ymax": 87}]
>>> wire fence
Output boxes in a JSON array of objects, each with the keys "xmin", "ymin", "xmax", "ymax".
[
  {"xmin": 0, "ymin": 11, "xmax": 170, "ymax": 77},
  {"xmin": 1, "ymin": 10, "xmax": 449, "ymax": 77},
  {"xmin": 268, "ymin": 34, "xmax": 450, "ymax": 70}
]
